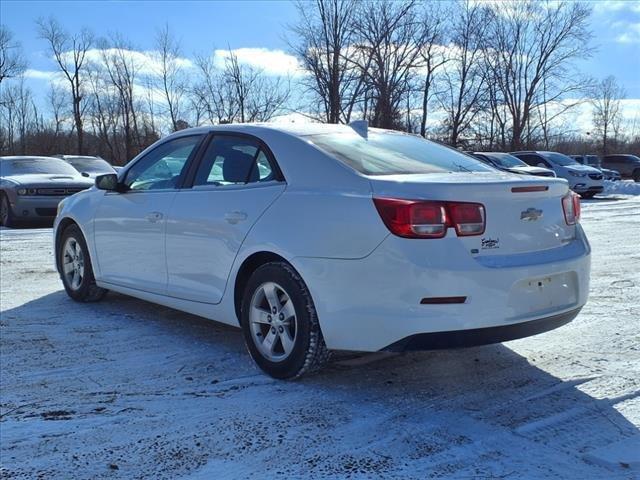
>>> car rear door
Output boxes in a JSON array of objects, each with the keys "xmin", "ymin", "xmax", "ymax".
[
  {"xmin": 166, "ymin": 134, "xmax": 286, "ymax": 304},
  {"xmin": 93, "ymin": 135, "xmax": 205, "ymax": 294}
]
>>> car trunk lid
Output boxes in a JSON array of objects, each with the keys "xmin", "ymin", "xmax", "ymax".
[{"xmin": 368, "ymin": 172, "xmax": 575, "ymax": 256}]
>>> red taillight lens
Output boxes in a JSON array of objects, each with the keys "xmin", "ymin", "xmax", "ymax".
[
  {"xmin": 373, "ymin": 198, "xmax": 448, "ymax": 238},
  {"xmin": 448, "ymin": 202, "xmax": 485, "ymax": 236},
  {"xmin": 562, "ymin": 192, "xmax": 580, "ymax": 225},
  {"xmin": 373, "ymin": 198, "xmax": 485, "ymax": 239}
]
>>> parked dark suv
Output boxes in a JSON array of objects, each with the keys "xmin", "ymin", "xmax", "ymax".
[{"xmin": 601, "ymin": 154, "xmax": 640, "ymax": 182}]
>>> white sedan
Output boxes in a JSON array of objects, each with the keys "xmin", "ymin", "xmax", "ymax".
[{"xmin": 54, "ymin": 124, "xmax": 591, "ymax": 379}]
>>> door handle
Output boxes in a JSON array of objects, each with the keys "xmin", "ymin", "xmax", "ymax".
[
  {"xmin": 224, "ymin": 211, "xmax": 248, "ymax": 224},
  {"xmin": 146, "ymin": 211, "xmax": 164, "ymax": 223}
]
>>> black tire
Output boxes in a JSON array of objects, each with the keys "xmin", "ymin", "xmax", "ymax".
[
  {"xmin": 633, "ymin": 169, "xmax": 640, "ymax": 182},
  {"xmin": 580, "ymin": 192, "xmax": 595, "ymax": 199},
  {"xmin": 58, "ymin": 224, "xmax": 107, "ymax": 302},
  {"xmin": 240, "ymin": 261, "xmax": 330, "ymax": 379},
  {"xmin": 0, "ymin": 192, "xmax": 16, "ymax": 228}
]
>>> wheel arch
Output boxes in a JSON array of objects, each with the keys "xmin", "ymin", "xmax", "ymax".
[
  {"xmin": 233, "ymin": 251, "xmax": 294, "ymax": 322},
  {"xmin": 54, "ymin": 217, "xmax": 81, "ymax": 273}
]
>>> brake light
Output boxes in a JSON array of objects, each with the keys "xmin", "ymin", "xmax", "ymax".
[
  {"xmin": 562, "ymin": 192, "xmax": 581, "ymax": 225},
  {"xmin": 373, "ymin": 198, "xmax": 485, "ymax": 239}
]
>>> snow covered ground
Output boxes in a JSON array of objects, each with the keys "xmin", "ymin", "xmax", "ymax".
[{"xmin": 1, "ymin": 195, "xmax": 639, "ymax": 479}]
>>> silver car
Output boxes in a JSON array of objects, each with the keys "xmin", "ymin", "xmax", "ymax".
[
  {"xmin": 55, "ymin": 155, "xmax": 117, "ymax": 179},
  {"xmin": 0, "ymin": 156, "xmax": 94, "ymax": 227}
]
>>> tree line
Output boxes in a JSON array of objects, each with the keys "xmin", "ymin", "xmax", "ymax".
[{"xmin": 0, "ymin": 0, "xmax": 637, "ymax": 165}]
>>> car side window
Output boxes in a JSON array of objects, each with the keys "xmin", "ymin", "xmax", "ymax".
[
  {"xmin": 125, "ymin": 136, "xmax": 202, "ymax": 191},
  {"xmin": 194, "ymin": 136, "xmax": 276, "ymax": 187}
]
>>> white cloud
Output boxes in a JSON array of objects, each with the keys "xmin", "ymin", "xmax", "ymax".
[
  {"xmin": 78, "ymin": 48, "xmax": 194, "ymax": 75},
  {"xmin": 593, "ymin": 1, "xmax": 640, "ymax": 14},
  {"xmin": 615, "ymin": 23, "xmax": 640, "ymax": 44},
  {"xmin": 213, "ymin": 48, "xmax": 303, "ymax": 77},
  {"xmin": 23, "ymin": 69, "xmax": 60, "ymax": 81}
]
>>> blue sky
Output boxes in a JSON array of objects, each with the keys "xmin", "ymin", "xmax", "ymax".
[{"xmin": 1, "ymin": 0, "xmax": 639, "ymax": 109}]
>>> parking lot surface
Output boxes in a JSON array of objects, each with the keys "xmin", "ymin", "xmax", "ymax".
[{"xmin": 1, "ymin": 196, "xmax": 639, "ymax": 479}]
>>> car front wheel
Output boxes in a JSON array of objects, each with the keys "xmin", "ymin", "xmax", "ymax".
[
  {"xmin": 0, "ymin": 193, "xmax": 16, "ymax": 228},
  {"xmin": 240, "ymin": 262, "xmax": 330, "ymax": 379},
  {"xmin": 58, "ymin": 224, "xmax": 107, "ymax": 302}
]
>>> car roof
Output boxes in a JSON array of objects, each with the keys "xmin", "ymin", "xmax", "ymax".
[
  {"xmin": 1, "ymin": 156, "xmax": 64, "ymax": 161},
  {"xmin": 168, "ymin": 122, "xmax": 400, "ymax": 139}
]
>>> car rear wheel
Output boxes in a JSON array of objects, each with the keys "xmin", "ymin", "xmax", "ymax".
[
  {"xmin": 59, "ymin": 224, "xmax": 107, "ymax": 302},
  {"xmin": 240, "ymin": 262, "xmax": 330, "ymax": 379},
  {"xmin": 0, "ymin": 193, "xmax": 16, "ymax": 228}
]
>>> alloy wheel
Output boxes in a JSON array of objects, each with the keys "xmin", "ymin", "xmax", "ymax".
[
  {"xmin": 249, "ymin": 282, "xmax": 298, "ymax": 362},
  {"xmin": 62, "ymin": 237, "xmax": 85, "ymax": 291}
]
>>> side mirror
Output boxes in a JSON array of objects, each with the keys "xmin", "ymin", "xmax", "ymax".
[
  {"xmin": 95, "ymin": 173, "xmax": 119, "ymax": 191},
  {"xmin": 537, "ymin": 163, "xmax": 547, "ymax": 168}
]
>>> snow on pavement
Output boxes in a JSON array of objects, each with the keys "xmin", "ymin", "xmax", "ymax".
[{"xmin": 1, "ymin": 196, "xmax": 639, "ymax": 479}]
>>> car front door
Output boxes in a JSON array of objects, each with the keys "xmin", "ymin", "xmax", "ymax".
[
  {"xmin": 166, "ymin": 134, "xmax": 286, "ymax": 304},
  {"xmin": 93, "ymin": 135, "xmax": 204, "ymax": 293}
]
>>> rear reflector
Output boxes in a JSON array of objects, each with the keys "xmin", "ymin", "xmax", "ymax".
[
  {"xmin": 512, "ymin": 186, "xmax": 549, "ymax": 193},
  {"xmin": 562, "ymin": 192, "xmax": 581, "ymax": 225},
  {"xmin": 420, "ymin": 296, "xmax": 467, "ymax": 304}
]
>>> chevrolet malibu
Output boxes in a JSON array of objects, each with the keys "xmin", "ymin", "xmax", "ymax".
[{"xmin": 53, "ymin": 124, "xmax": 591, "ymax": 379}]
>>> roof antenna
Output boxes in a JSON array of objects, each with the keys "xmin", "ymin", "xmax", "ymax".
[{"xmin": 349, "ymin": 120, "xmax": 368, "ymax": 139}]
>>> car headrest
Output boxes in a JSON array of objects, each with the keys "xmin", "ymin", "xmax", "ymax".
[{"xmin": 222, "ymin": 149, "xmax": 259, "ymax": 183}]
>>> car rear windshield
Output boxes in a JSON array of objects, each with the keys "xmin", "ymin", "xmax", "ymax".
[
  {"xmin": 541, "ymin": 152, "xmax": 578, "ymax": 166},
  {"xmin": 1, "ymin": 158, "xmax": 80, "ymax": 176},
  {"xmin": 306, "ymin": 131, "xmax": 492, "ymax": 175},
  {"xmin": 487, "ymin": 153, "xmax": 527, "ymax": 168},
  {"xmin": 65, "ymin": 157, "xmax": 114, "ymax": 173}
]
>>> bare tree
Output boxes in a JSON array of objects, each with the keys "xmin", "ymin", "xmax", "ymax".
[
  {"xmin": 351, "ymin": 0, "xmax": 424, "ymax": 129},
  {"xmin": 192, "ymin": 52, "xmax": 237, "ymax": 124},
  {"xmin": 591, "ymin": 76, "xmax": 625, "ymax": 155},
  {"xmin": 154, "ymin": 25, "xmax": 187, "ymax": 132},
  {"xmin": 0, "ymin": 25, "xmax": 27, "ymax": 85},
  {"xmin": 224, "ymin": 50, "xmax": 290, "ymax": 123},
  {"xmin": 37, "ymin": 17, "xmax": 93, "ymax": 154},
  {"xmin": 98, "ymin": 36, "xmax": 144, "ymax": 159},
  {"xmin": 438, "ymin": 0, "xmax": 489, "ymax": 147},
  {"xmin": 417, "ymin": 4, "xmax": 447, "ymax": 137},
  {"xmin": 0, "ymin": 78, "xmax": 39, "ymax": 154},
  {"xmin": 290, "ymin": 0, "xmax": 364, "ymax": 123},
  {"xmin": 483, "ymin": 1, "xmax": 592, "ymax": 150}
]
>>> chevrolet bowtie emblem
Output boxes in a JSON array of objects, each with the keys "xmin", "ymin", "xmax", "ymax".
[{"xmin": 520, "ymin": 207, "xmax": 543, "ymax": 221}]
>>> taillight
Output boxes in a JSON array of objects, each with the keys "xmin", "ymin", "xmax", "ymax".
[
  {"xmin": 373, "ymin": 198, "xmax": 485, "ymax": 239},
  {"xmin": 448, "ymin": 202, "xmax": 485, "ymax": 236},
  {"xmin": 562, "ymin": 192, "xmax": 581, "ymax": 225}
]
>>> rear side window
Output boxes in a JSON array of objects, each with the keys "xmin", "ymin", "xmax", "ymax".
[
  {"xmin": 194, "ymin": 136, "xmax": 276, "ymax": 186},
  {"xmin": 306, "ymin": 131, "xmax": 492, "ymax": 175}
]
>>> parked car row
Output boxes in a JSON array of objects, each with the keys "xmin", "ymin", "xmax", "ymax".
[
  {"xmin": 468, "ymin": 150, "xmax": 640, "ymax": 198},
  {"xmin": 0, "ymin": 155, "xmax": 116, "ymax": 227}
]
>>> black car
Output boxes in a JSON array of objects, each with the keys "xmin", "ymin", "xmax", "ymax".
[
  {"xmin": 468, "ymin": 152, "xmax": 556, "ymax": 177},
  {"xmin": 601, "ymin": 154, "xmax": 640, "ymax": 182},
  {"xmin": 570, "ymin": 155, "xmax": 620, "ymax": 181}
]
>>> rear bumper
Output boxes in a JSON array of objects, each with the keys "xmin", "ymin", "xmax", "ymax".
[
  {"xmin": 293, "ymin": 226, "xmax": 590, "ymax": 352},
  {"xmin": 382, "ymin": 307, "xmax": 580, "ymax": 352}
]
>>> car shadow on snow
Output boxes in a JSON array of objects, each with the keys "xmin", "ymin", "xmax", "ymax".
[{"xmin": 2, "ymin": 290, "xmax": 638, "ymax": 476}]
